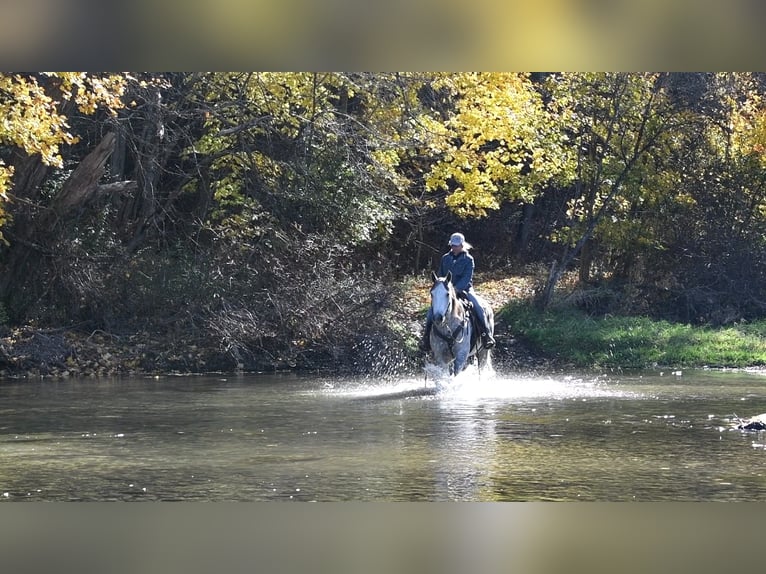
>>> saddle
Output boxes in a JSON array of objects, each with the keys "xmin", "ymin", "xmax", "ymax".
[
  {"xmin": 456, "ymin": 293, "xmax": 482, "ymax": 345},
  {"xmin": 456, "ymin": 291, "xmax": 473, "ymax": 311}
]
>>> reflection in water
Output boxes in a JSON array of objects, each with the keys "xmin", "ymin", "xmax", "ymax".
[{"xmin": 1, "ymin": 369, "xmax": 766, "ymax": 500}]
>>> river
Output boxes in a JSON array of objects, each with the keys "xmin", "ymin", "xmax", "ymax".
[{"xmin": 1, "ymin": 367, "xmax": 766, "ymax": 501}]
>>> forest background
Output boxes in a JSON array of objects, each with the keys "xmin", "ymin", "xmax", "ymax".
[{"xmin": 3, "ymin": 72, "xmax": 766, "ymax": 377}]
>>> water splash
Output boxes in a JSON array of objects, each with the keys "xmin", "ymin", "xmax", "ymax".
[
  {"xmin": 321, "ymin": 366, "xmax": 636, "ymax": 403},
  {"xmin": 350, "ymin": 335, "xmax": 417, "ymax": 382}
]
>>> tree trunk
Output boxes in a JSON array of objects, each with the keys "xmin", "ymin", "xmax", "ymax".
[
  {"xmin": 517, "ymin": 202, "xmax": 535, "ymax": 255},
  {"xmin": 579, "ymin": 239, "xmax": 593, "ymax": 283},
  {"xmin": 109, "ymin": 125, "xmax": 127, "ymax": 182},
  {"xmin": 8, "ymin": 153, "xmax": 49, "ymax": 203},
  {"xmin": 538, "ymin": 260, "xmax": 565, "ymax": 309},
  {"xmin": 44, "ymin": 132, "xmax": 116, "ymax": 227}
]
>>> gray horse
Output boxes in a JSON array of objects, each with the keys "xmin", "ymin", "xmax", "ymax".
[{"xmin": 428, "ymin": 271, "xmax": 494, "ymax": 375}]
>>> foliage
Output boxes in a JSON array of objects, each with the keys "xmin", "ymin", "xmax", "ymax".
[
  {"xmin": 0, "ymin": 73, "xmax": 126, "ymax": 242},
  {"xmin": 188, "ymin": 72, "xmax": 428, "ymax": 246},
  {"xmin": 417, "ymin": 73, "xmax": 766, "ymax": 312},
  {"xmin": 638, "ymin": 73, "xmax": 766, "ymax": 323},
  {"xmin": 423, "ymin": 72, "xmax": 574, "ymax": 217},
  {"xmin": 7, "ymin": 73, "xmax": 766, "ymax": 373}
]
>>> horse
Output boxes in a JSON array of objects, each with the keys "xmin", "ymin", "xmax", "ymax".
[{"xmin": 428, "ymin": 271, "xmax": 494, "ymax": 375}]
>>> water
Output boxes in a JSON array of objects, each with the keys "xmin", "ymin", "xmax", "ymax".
[{"xmin": 2, "ymin": 368, "xmax": 766, "ymax": 501}]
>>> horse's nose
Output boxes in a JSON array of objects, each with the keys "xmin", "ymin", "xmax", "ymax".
[{"xmin": 434, "ymin": 313, "xmax": 444, "ymax": 323}]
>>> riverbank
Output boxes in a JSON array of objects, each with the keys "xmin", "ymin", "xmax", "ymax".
[
  {"xmin": 0, "ymin": 273, "xmax": 548, "ymax": 379},
  {"xmin": 501, "ymin": 301, "xmax": 766, "ymax": 370},
  {"xmin": 2, "ymin": 272, "xmax": 766, "ymax": 379}
]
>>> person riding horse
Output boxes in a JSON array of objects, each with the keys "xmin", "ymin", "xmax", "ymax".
[{"xmin": 420, "ymin": 233, "xmax": 495, "ymax": 352}]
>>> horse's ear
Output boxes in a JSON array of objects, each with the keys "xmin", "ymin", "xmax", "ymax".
[
  {"xmin": 431, "ymin": 271, "xmax": 438, "ymax": 282},
  {"xmin": 445, "ymin": 271, "xmax": 452, "ymax": 284}
]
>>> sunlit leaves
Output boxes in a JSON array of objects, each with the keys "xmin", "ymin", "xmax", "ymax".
[
  {"xmin": 0, "ymin": 72, "xmax": 126, "ymax": 239},
  {"xmin": 550, "ymin": 73, "xmax": 675, "ymax": 240},
  {"xmin": 0, "ymin": 74, "xmax": 75, "ymax": 167},
  {"xmin": 190, "ymin": 72, "xmax": 429, "ymax": 245},
  {"xmin": 45, "ymin": 72, "xmax": 126, "ymax": 116},
  {"xmin": 423, "ymin": 72, "xmax": 575, "ymax": 217},
  {"xmin": 0, "ymin": 73, "xmax": 125, "ymax": 169}
]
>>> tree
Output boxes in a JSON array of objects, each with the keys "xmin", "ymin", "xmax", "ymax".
[
  {"xmin": 0, "ymin": 73, "xmax": 125, "ymax": 244},
  {"xmin": 419, "ymin": 73, "xmax": 706, "ymax": 308},
  {"xmin": 188, "ymin": 72, "xmax": 431, "ymax": 247},
  {"xmin": 655, "ymin": 73, "xmax": 766, "ymax": 322},
  {"xmin": 532, "ymin": 73, "xmax": 691, "ymax": 307},
  {"xmin": 423, "ymin": 72, "xmax": 574, "ymax": 218},
  {"xmin": 0, "ymin": 73, "xmax": 126, "ymax": 319}
]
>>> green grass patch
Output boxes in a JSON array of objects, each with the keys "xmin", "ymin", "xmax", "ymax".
[{"xmin": 499, "ymin": 301, "xmax": 766, "ymax": 369}]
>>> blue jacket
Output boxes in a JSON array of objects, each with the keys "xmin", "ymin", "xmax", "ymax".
[{"xmin": 438, "ymin": 250, "xmax": 474, "ymax": 292}]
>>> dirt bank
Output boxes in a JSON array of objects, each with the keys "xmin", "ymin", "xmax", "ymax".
[{"xmin": 0, "ymin": 274, "xmax": 550, "ymax": 379}]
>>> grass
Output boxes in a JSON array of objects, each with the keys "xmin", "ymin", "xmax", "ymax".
[{"xmin": 499, "ymin": 301, "xmax": 766, "ymax": 370}]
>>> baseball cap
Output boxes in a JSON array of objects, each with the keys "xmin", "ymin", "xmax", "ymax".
[{"xmin": 449, "ymin": 233, "xmax": 472, "ymax": 249}]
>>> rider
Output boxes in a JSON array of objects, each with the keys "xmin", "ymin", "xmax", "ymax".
[{"xmin": 419, "ymin": 232, "xmax": 496, "ymax": 352}]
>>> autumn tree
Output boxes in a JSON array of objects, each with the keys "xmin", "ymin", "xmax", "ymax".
[
  {"xmin": 178, "ymin": 72, "xmax": 440, "ymax": 361},
  {"xmin": 0, "ymin": 73, "xmax": 125, "ymax": 241},
  {"xmin": 560, "ymin": 73, "xmax": 766, "ymax": 322},
  {"xmin": 0, "ymin": 73, "xmax": 127, "ymax": 320},
  {"xmin": 189, "ymin": 73, "xmax": 432, "ymax": 246},
  {"xmin": 530, "ymin": 73, "xmax": 688, "ymax": 307},
  {"xmin": 423, "ymin": 72, "xmax": 574, "ymax": 218},
  {"xmin": 419, "ymin": 73, "xmax": 698, "ymax": 309},
  {"xmin": 652, "ymin": 73, "xmax": 766, "ymax": 322}
]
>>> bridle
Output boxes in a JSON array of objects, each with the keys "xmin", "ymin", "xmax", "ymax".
[{"xmin": 430, "ymin": 279, "xmax": 469, "ymax": 350}]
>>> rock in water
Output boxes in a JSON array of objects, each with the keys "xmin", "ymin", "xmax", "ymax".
[{"xmin": 737, "ymin": 413, "xmax": 766, "ymax": 430}]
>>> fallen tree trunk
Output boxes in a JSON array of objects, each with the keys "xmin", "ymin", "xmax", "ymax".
[{"xmin": 44, "ymin": 132, "xmax": 116, "ymax": 227}]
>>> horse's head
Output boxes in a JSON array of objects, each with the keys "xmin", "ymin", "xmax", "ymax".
[{"xmin": 430, "ymin": 271, "xmax": 455, "ymax": 324}]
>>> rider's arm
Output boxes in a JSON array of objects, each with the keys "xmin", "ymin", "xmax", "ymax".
[
  {"xmin": 438, "ymin": 253, "xmax": 450, "ymax": 277},
  {"xmin": 451, "ymin": 254, "xmax": 474, "ymax": 292}
]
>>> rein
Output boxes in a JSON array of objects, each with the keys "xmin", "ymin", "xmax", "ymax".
[
  {"xmin": 431, "ymin": 282, "xmax": 470, "ymax": 352},
  {"xmin": 433, "ymin": 315, "xmax": 469, "ymax": 348},
  {"xmin": 427, "ymin": 271, "xmax": 492, "ymax": 376}
]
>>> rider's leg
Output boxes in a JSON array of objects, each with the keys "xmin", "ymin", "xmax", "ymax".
[
  {"xmin": 465, "ymin": 291, "xmax": 495, "ymax": 348},
  {"xmin": 419, "ymin": 308, "xmax": 433, "ymax": 352}
]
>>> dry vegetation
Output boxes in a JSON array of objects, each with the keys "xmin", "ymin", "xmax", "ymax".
[{"xmin": 0, "ymin": 271, "xmax": 548, "ymax": 379}]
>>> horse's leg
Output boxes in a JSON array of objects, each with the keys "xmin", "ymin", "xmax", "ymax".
[
  {"xmin": 453, "ymin": 343, "xmax": 470, "ymax": 374},
  {"xmin": 430, "ymin": 334, "xmax": 443, "ymax": 364},
  {"xmin": 430, "ymin": 337, "xmax": 453, "ymax": 377},
  {"xmin": 476, "ymin": 348, "xmax": 487, "ymax": 372}
]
